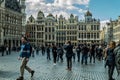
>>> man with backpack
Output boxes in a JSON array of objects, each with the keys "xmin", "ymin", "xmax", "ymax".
[{"xmin": 16, "ymin": 37, "xmax": 34, "ymax": 80}]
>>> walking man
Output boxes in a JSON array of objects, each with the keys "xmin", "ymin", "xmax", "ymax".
[
  {"xmin": 57, "ymin": 45, "xmax": 64, "ymax": 62},
  {"xmin": 76, "ymin": 45, "xmax": 81, "ymax": 62},
  {"xmin": 64, "ymin": 41, "xmax": 73, "ymax": 71},
  {"xmin": 90, "ymin": 42, "xmax": 96, "ymax": 63},
  {"xmin": 52, "ymin": 44, "xmax": 57, "ymax": 65},
  {"xmin": 47, "ymin": 45, "xmax": 51, "ymax": 60},
  {"xmin": 1, "ymin": 45, "xmax": 5, "ymax": 56},
  {"xmin": 16, "ymin": 37, "xmax": 35, "ymax": 80},
  {"xmin": 81, "ymin": 43, "xmax": 89, "ymax": 65},
  {"xmin": 41, "ymin": 45, "xmax": 45, "ymax": 56},
  {"xmin": 6, "ymin": 45, "xmax": 9, "ymax": 55}
]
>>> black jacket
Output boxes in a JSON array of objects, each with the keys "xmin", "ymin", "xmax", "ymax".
[
  {"xmin": 52, "ymin": 46, "xmax": 57, "ymax": 55},
  {"xmin": 82, "ymin": 45, "xmax": 89, "ymax": 55},
  {"xmin": 64, "ymin": 44, "xmax": 73, "ymax": 58}
]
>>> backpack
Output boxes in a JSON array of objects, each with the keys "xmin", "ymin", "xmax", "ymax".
[{"xmin": 114, "ymin": 46, "xmax": 120, "ymax": 75}]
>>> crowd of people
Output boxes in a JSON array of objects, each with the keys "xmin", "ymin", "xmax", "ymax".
[
  {"xmin": 16, "ymin": 36, "xmax": 120, "ymax": 80},
  {"xmin": 0, "ymin": 45, "xmax": 12, "ymax": 56}
]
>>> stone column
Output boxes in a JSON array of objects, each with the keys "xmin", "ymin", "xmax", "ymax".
[{"xmin": 1, "ymin": 28, "xmax": 4, "ymax": 45}]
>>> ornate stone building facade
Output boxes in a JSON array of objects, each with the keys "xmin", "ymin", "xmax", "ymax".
[
  {"xmin": 56, "ymin": 15, "xmax": 67, "ymax": 46},
  {"xmin": 26, "ymin": 11, "xmax": 45, "ymax": 46},
  {"xmin": 107, "ymin": 16, "xmax": 120, "ymax": 44},
  {"xmin": 26, "ymin": 15, "xmax": 36, "ymax": 46},
  {"xmin": 0, "ymin": 0, "xmax": 26, "ymax": 48},
  {"xmin": 26, "ymin": 10, "xmax": 101, "ymax": 46},
  {"xmin": 66, "ymin": 14, "xmax": 78, "ymax": 46},
  {"xmin": 78, "ymin": 11, "xmax": 101, "ymax": 45},
  {"xmin": 113, "ymin": 16, "xmax": 120, "ymax": 43},
  {"xmin": 44, "ymin": 14, "xmax": 56, "ymax": 45}
]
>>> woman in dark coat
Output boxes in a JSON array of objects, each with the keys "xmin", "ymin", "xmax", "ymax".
[{"xmin": 105, "ymin": 41, "xmax": 116, "ymax": 80}]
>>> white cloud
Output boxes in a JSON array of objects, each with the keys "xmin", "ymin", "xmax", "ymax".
[
  {"xmin": 78, "ymin": 9, "xmax": 87, "ymax": 13},
  {"xmin": 53, "ymin": 0, "xmax": 90, "ymax": 6},
  {"xmin": 101, "ymin": 20, "xmax": 110, "ymax": 27},
  {"xmin": 26, "ymin": 0, "xmax": 44, "ymax": 3},
  {"xmin": 101, "ymin": 20, "xmax": 110, "ymax": 24},
  {"xmin": 100, "ymin": 20, "xmax": 110, "ymax": 30},
  {"xmin": 26, "ymin": 0, "xmax": 90, "ymax": 20},
  {"xmin": 53, "ymin": 11, "xmax": 70, "ymax": 19}
]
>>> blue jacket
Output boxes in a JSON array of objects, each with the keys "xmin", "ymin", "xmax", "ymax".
[{"xmin": 19, "ymin": 42, "xmax": 31, "ymax": 58}]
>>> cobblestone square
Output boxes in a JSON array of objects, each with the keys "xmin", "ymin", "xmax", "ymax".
[{"xmin": 0, "ymin": 52, "xmax": 119, "ymax": 80}]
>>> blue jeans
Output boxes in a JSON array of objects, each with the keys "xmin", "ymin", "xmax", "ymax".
[{"xmin": 81, "ymin": 54, "xmax": 88, "ymax": 65}]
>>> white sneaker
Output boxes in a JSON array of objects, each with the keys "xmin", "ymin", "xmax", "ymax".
[{"xmin": 53, "ymin": 63, "xmax": 56, "ymax": 65}]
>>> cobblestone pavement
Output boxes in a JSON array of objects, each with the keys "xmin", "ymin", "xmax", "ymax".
[{"xmin": 0, "ymin": 51, "xmax": 119, "ymax": 80}]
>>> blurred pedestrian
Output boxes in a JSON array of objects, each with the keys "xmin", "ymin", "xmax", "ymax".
[
  {"xmin": 81, "ymin": 43, "xmax": 89, "ymax": 65},
  {"xmin": 32, "ymin": 47, "xmax": 35, "ymax": 57},
  {"xmin": 52, "ymin": 44, "xmax": 57, "ymax": 65},
  {"xmin": 105, "ymin": 41, "xmax": 116, "ymax": 80},
  {"xmin": 57, "ymin": 45, "xmax": 64, "ymax": 62},
  {"xmin": 1, "ymin": 45, "xmax": 5, "ymax": 56},
  {"xmin": 96, "ymin": 45, "xmax": 103, "ymax": 61},
  {"xmin": 72, "ymin": 47, "xmax": 76, "ymax": 62},
  {"xmin": 90, "ymin": 42, "xmax": 96, "ymax": 63},
  {"xmin": 64, "ymin": 41, "xmax": 73, "ymax": 71},
  {"xmin": 8, "ymin": 46, "xmax": 11, "ymax": 55},
  {"xmin": 17, "ymin": 37, "xmax": 34, "ymax": 80},
  {"xmin": 41, "ymin": 45, "xmax": 45, "ymax": 56},
  {"xmin": 76, "ymin": 45, "xmax": 81, "ymax": 62},
  {"xmin": 47, "ymin": 45, "xmax": 51, "ymax": 60},
  {"xmin": 36, "ymin": 46, "xmax": 39, "ymax": 55},
  {"xmin": 6, "ymin": 45, "xmax": 9, "ymax": 55},
  {"xmin": 114, "ymin": 40, "xmax": 120, "ymax": 76}
]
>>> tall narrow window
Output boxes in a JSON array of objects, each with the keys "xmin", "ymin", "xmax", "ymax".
[
  {"xmin": 84, "ymin": 25, "xmax": 86, "ymax": 30},
  {"xmin": 91, "ymin": 33, "xmax": 93, "ymax": 38},
  {"xmin": 97, "ymin": 33, "xmax": 99, "ymax": 38},
  {"xmin": 94, "ymin": 25, "xmax": 96, "ymax": 30},
  {"xmin": 91, "ymin": 25, "xmax": 93, "ymax": 30},
  {"xmin": 87, "ymin": 33, "xmax": 90, "ymax": 39},
  {"xmin": 45, "ymin": 28, "xmax": 47, "ymax": 32},
  {"xmin": 94, "ymin": 33, "xmax": 96, "ymax": 39}
]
